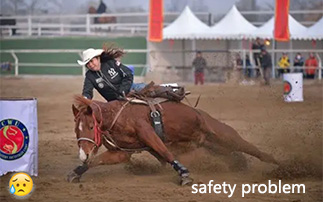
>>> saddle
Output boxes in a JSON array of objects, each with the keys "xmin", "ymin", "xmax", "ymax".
[{"xmin": 126, "ymin": 82, "xmax": 189, "ymax": 141}]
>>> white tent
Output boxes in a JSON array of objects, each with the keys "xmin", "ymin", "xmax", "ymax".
[
  {"xmin": 294, "ymin": 17, "xmax": 323, "ymax": 40},
  {"xmin": 163, "ymin": 6, "xmax": 211, "ymax": 40},
  {"xmin": 203, "ymin": 5, "xmax": 257, "ymax": 39},
  {"xmin": 246, "ymin": 15, "xmax": 307, "ymax": 39}
]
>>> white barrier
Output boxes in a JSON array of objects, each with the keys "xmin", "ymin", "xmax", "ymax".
[
  {"xmin": 0, "ymin": 98, "xmax": 38, "ymax": 176},
  {"xmin": 283, "ymin": 73, "xmax": 304, "ymax": 102}
]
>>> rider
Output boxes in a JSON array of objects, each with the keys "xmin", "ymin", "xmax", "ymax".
[{"xmin": 77, "ymin": 46, "xmax": 144, "ymax": 101}]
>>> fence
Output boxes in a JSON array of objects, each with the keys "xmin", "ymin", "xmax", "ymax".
[
  {"xmin": 0, "ymin": 12, "xmax": 210, "ymax": 37},
  {"xmin": 0, "ymin": 49, "xmax": 148, "ymax": 77}
]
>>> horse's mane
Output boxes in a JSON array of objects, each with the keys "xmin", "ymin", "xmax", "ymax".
[
  {"xmin": 101, "ymin": 44, "xmax": 125, "ymax": 61},
  {"xmin": 74, "ymin": 95, "xmax": 92, "ymax": 112}
]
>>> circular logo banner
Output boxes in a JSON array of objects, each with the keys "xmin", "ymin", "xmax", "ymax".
[{"xmin": 0, "ymin": 119, "xmax": 29, "ymax": 161}]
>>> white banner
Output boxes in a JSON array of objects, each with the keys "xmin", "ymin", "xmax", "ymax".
[
  {"xmin": 283, "ymin": 73, "xmax": 304, "ymax": 102},
  {"xmin": 0, "ymin": 99, "xmax": 38, "ymax": 176}
]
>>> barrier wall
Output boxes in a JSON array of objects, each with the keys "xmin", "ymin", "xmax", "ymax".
[{"xmin": 0, "ymin": 37, "xmax": 146, "ymax": 76}]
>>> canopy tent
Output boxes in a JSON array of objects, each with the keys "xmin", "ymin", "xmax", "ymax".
[
  {"xmin": 163, "ymin": 6, "xmax": 211, "ymax": 40},
  {"xmin": 245, "ymin": 15, "xmax": 307, "ymax": 40},
  {"xmin": 294, "ymin": 17, "xmax": 323, "ymax": 40},
  {"xmin": 203, "ymin": 5, "xmax": 257, "ymax": 39}
]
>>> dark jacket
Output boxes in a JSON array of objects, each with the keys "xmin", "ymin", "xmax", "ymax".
[
  {"xmin": 97, "ymin": 1, "xmax": 107, "ymax": 14},
  {"xmin": 192, "ymin": 57, "xmax": 207, "ymax": 73},
  {"xmin": 82, "ymin": 59, "xmax": 133, "ymax": 101},
  {"xmin": 260, "ymin": 52, "xmax": 272, "ymax": 69}
]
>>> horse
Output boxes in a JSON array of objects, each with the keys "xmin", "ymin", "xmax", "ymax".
[
  {"xmin": 88, "ymin": 6, "xmax": 116, "ymax": 24},
  {"xmin": 67, "ymin": 95, "xmax": 278, "ymax": 185}
]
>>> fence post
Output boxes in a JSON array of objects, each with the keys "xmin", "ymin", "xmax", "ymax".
[
  {"xmin": 78, "ymin": 52, "xmax": 86, "ymax": 77},
  {"xmin": 28, "ymin": 16, "xmax": 32, "ymax": 36},
  {"xmin": 10, "ymin": 51, "xmax": 19, "ymax": 76},
  {"xmin": 86, "ymin": 14, "xmax": 90, "ymax": 34}
]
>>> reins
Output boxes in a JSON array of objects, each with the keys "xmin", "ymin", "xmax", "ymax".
[{"xmin": 79, "ymin": 100, "xmax": 148, "ymax": 152}]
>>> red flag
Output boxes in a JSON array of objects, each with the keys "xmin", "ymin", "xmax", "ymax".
[
  {"xmin": 148, "ymin": 0, "xmax": 163, "ymax": 42},
  {"xmin": 274, "ymin": 0, "xmax": 290, "ymax": 41}
]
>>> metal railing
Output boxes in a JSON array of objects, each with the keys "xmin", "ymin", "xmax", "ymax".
[{"xmin": 0, "ymin": 49, "xmax": 148, "ymax": 76}]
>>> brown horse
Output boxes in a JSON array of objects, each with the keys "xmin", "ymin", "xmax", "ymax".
[{"xmin": 67, "ymin": 95, "xmax": 278, "ymax": 185}]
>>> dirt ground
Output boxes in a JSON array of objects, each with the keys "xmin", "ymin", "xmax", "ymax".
[{"xmin": 0, "ymin": 77, "xmax": 322, "ymax": 202}]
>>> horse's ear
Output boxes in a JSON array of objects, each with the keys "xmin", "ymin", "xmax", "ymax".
[
  {"xmin": 72, "ymin": 104, "xmax": 79, "ymax": 117},
  {"xmin": 89, "ymin": 103, "xmax": 101, "ymax": 122}
]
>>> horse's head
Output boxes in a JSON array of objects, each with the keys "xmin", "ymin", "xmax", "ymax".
[{"xmin": 72, "ymin": 97, "xmax": 104, "ymax": 163}]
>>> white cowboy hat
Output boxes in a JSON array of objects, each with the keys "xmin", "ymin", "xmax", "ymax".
[{"xmin": 77, "ymin": 48, "xmax": 104, "ymax": 66}]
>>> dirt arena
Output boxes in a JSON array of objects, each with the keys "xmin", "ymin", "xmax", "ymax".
[{"xmin": 0, "ymin": 77, "xmax": 322, "ymax": 202}]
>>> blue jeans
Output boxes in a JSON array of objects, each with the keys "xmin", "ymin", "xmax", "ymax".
[{"xmin": 131, "ymin": 83, "xmax": 146, "ymax": 92}]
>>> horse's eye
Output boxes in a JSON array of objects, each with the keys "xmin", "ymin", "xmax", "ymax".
[{"xmin": 90, "ymin": 126, "xmax": 94, "ymax": 130}]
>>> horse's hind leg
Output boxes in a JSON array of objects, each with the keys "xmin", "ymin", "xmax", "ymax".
[
  {"xmin": 203, "ymin": 140, "xmax": 249, "ymax": 171},
  {"xmin": 67, "ymin": 150, "xmax": 130, "ymax": 183},
  {"xmin": 199, "ymin": 109, "xmax": 278, "ymax": 165},
  {"xmin": 136, "ymin": 120, "xmax": 193, "ymax": 186}
]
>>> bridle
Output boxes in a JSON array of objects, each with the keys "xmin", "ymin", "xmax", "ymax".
[
  {"xmin": 76, "ymin": 102, "xmax": 104, "ymax": 149},
  {"xmin": 75, "ymin": 100, "xmax": 149, "ymax": 153}
]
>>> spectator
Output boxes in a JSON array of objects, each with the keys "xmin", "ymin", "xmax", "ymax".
[
  {"xmin": 304, "ymin": 53, "xmax": 318, "ymax": 79},
  {"xmin": 293, "ymin": 53, "xmax": 304, "ymax": 73},
  {"xmin": 236, "ymin": 53, "xmax": 243, "ymax": 67},
  {"xmin": 97, "ymin": 0, "xmax": 107, "ymax": 14},
  {"xmin": 94, "ymin": 0, "xmax": 107, "ymax": 24},
  {"xmin": 192, "ymin": 51, "xmax": 207, "ymax": 85},
  {"xmin": 277, "ymin": 53, "xmax": 290, "ymax": 77},
  {"xmin": 252, "ymin": 38, "xmax": 264, "ymax": 67},
  {"xmin": 260, "ymin": 48, "xmax": 272, "ymax": 85}
]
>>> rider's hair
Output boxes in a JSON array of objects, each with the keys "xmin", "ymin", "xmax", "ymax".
[{"xmin": 101, "ymin": 43, "xmax": 125, "ymax": 62}]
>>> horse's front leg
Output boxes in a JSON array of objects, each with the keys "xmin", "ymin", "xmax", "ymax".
[
  {"xmin": 136, "ymin": 120, "xmax": 193, "ymax": 186},
  {"xmin": 67, "ymin": 150, "xmax": 131, "ymax": 183}
]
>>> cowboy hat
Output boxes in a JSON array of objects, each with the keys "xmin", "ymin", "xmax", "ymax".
[{"xmin": 77, "ymin": 48, "xmax": 104, "ymax": 66}]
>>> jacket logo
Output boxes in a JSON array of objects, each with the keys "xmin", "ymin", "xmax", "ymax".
[
  {"xmin": 95, "ymin": 77, "xmax": 103, "ymax": 83},
  {"xmin": 108, "ymin": 68, "xmax": 118, "ymax": 79}
]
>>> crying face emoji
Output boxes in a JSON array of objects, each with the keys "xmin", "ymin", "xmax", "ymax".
[{"xmin": 9, "ymin": 173, "xmax": 33, "ymax": 197}]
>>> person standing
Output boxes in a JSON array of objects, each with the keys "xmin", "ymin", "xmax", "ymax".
[
  {"xmin": 304, "ymin": 53, "xmax": 318, "ymax": 79},
  {"xmin": 252, "ymin": 38, "xmax": 264, "ymax": 67},
  {"xmin": 260, "ymin": 49, "xmax": 272, "ymax": 85},
  {"xmin": 277, "ymin": 53, "xmax": 290, "ymax": 77},
  {"xmin": 293, "ymin": 53, "xmax": 304, "ymax": 73},
  {"xmin": 192, "ymin": 51, "xmax": 207, "ymax": 85}
]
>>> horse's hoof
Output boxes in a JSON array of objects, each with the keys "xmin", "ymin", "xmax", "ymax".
[
  {"xmin": 67, "ymin": 171, "xmax": 81, "ymax": 183},
  {"xmin": 180, "ymin": 176, "xmax": 193, "ymax": 186}
]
